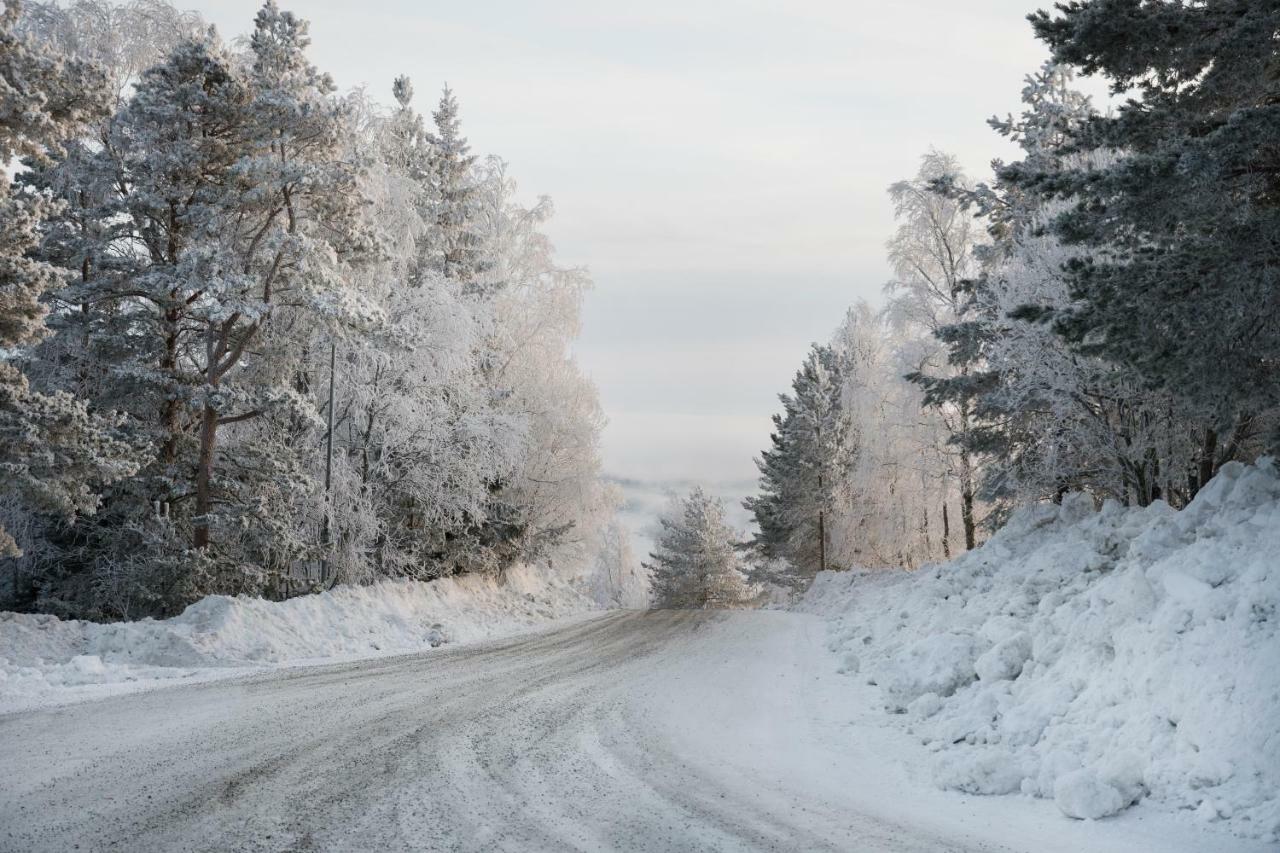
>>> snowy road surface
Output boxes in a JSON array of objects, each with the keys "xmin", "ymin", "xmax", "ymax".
[{"xmin": 0, "ymin": 611, "xmax": 1261, "ymax": 853}]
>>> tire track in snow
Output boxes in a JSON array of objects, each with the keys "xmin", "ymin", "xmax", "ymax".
[{"xmin": 0, "ymin": 610, "xmax": 993, "ymax": 852}]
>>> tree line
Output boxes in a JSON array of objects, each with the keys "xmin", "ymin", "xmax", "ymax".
[
  {"xmin": 745, "ymin": 0, "xmax": 1280, "ymax": 588},
  {"xmin": 0, "ymin": 0, "xmax": 614, "ymax": 619}
]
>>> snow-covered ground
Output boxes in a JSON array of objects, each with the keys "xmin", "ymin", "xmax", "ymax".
[
  {"xmin": 4, "ymin": 610, "xmax": 1266, "ymax": 853},
  {"xmin": 3, "ymin": 463, "xmax": 1276, "ymax": 850},
  {"xmin": 0, "ymin": 563, "xmax": 597, "ymax": 713},
  {"xmin": 796, "ymin": 460, "xmax": 1280, "ymax": 845}
]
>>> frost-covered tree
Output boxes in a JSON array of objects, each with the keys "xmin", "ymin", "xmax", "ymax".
[
  {"xmin": 3, "ymin": 0, "xmax": 612, "ymax": 617},
  {"xmin": 180, "ymin": 1, "xmax": 378, "ymax": 553},
  {"xmin": 885, "ymin": 151, "xmax": 985, "ymax": 549},
  {"xmin": 919, "ymin": 63, "xmax": 1094, "ymax": 513},
  {"xmin": 827, "ymin": 303, "xmax": 961, "ymax": 568},
  {"xmin": 1017, "ymin": 0, "xmax": 1280, "ymax": 475},
  {"xmin": 937, "ymin": 62, "xmax": 1232, "ymax": 509},
  {"xmin": 646, "ymin": 488, "xmax": 752, "ymax": 610},
  {"xmin": 756, "ymin": 303, "xmax": 976, "ymax": 574},
  {"xmin": 19, "ymin": 0, "xmax": 206, "ymax": 105},
  {"xmin": 476, "ymin": 157, "xmax": 613, "ymax": 568},
  {"xmin": 583, "ymin": 518, "xmax": 649, "ymax": 609},
  {"xmin": 976, "ymin": 190, "xmax": 1207, "ymax": 508},
  {"xmin": 281, "ymin": 79, "xmax": 610, "ymax": 585},
  {"xmin": 745, "ymin": 343, "xmax": 851, "ymax": 584},
  {"xmin": 310, "ymin": 80, "xmax": 525, "ymax": 583},
  {"xmin": 0, "ymin": 0, "xmax": 138, "ymax": 566},
  {"xmin": 14, "ymin": 3, "xmax": 379, "ymax": 613},
  {"xmin": 427, "ymin": 85, "xmax": 487, "ymax": 290},
  {"xmin": 19, "ymin": 32, "xmax": 270, "ymax": 612}
]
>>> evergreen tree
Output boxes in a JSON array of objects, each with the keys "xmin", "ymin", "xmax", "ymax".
[
  {"xmin": 646, "ymin": 488, "xmax": 752, "ymax": 610},
  {"xmin": 745, "ymin": 343, "xmax": 850, "ymax": 585},
  {"xmin": 420, "ymin": 90, "xmax": 531, "ymax": 575},
  {"xmin": 935, "ymin": 63, "xmax": 1212, "ymax": 510},
  {"xmin": 919, "ymin": 64, "xmax": 1094, "ymax": 512},
  {"xmin": 22, "ymin": 36, "xmax": 257, "ymax": 613},
  {"xmin": 181, "ymin": 1, "xmax": 378, "ymax": 554},
  {"xmin": 18, "ymin": 4, "xmax": 379, "ymax": 614},
  {"xmin": 1017, "ymin": 0, "xmax": 1280, "ymax": 482},
  {"xmin": 1, "ymin": 0, "xmax": 611, "ymax": 617},
  {"xmin": 0, "ymin": 0, "xmax": 138, "ymax": 564},
  {"xmin": 427, "ymin": 85, "xmax": 488, "ymax": 291}
]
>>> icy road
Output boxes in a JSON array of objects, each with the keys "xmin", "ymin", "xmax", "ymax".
[{"xmin": 0, "ymin": 611, "xmax": 1261, "ymax": 853}]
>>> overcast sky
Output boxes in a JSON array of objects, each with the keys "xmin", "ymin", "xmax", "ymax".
[{"xmin": 198, "ymin": 0, "xmax": 1063, "ymax": 485}]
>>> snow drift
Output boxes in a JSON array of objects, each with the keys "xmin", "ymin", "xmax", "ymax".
[
  {"xmin": 799, "ymin": 460, "xmax": 1280, "ymax": 842},
  {"xmin": 0, "ymin": 564, "xmax": 594, "ymax": 712}
]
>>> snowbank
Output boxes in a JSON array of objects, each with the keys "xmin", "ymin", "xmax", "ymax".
[
  {"xmin": 798, "ymin": 460, "xmax": 1280, "ymax": 842},
  {"xmin": 0, "ymin": 563, "xmax": 595, "ymax": 712}
]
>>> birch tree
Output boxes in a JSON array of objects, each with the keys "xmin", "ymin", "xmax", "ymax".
[{"xmin": 885, "ymin": 151, "xmax": 985, "ymax": 550}]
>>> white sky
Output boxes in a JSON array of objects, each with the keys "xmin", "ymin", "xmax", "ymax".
[{"xmin": 196, "ymin": 0, "xmax": 1065, "ymax": 485}]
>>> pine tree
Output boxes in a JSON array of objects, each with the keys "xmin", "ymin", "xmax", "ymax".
[
  {"xmin": 646, "ymin": 488, "xmax": 751, "ymax": 610},
  {"xmin": 935, "ymin": 63, "xmax": 1211, "ymax": 510},
  {"xmin": 0, "ymin": 0, "xmax": 138, "ymax": 563},
  {"xmin": 745, "ymin": 343, "xmax": 850, "ymax": 585},
  {"xmin": 1017, "ymin": 0, "xmax": 1280, "ymax": 481},
  {"xmin": 179, "ymin": 1, "xmax": 378, "ymax": 554},
  {"xmin": 19, "ymin": 4, "xmax": 379, "ymax": 613},
  {"xmin": 18, "ymin": 32, "xmax": 268, "ymax": 614}
]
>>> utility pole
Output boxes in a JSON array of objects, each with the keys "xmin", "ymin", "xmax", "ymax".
[
  {"xmin": 818, "ymin": 477, "xmax": 826, "ymax": 574},
  {"xmin": 320, "ymin": 341, "xmax": 336, "ymax": 584},
  {"xmin": 816, "ymin": 415, "xmax": 827, "ymax": 575}
]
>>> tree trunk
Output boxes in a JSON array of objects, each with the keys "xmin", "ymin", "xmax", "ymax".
[
  {"xmin": 320, "ymin": 342, "xmax": 336, "ymax": 582},
  {"xmin": 1194, "ymin": 427, "xmax": 1218, "ymax": 499},
  {"xmin": 921, "ymin": 505, "xmax": 930, "ymax": 556},
  {"xmin": 160, "ymin": 315, "xmax": 181, "ymax": 464},
  {"xmin": 959, "ymin": 451, "xmax": 976, "ymax": 551},
  {"xmin": 816, "ymin": 468, "xmax": 827, "ymax": 573},
  {"xmin": 957, "ymin": 399, "xmax": 978, "ymax": 551},
  {"xmin": 818, "ymin": 508, "xmax": 826, "ymax": 574},
  {"xmin": 193, "ymin": 403, "xmax": 218, "ymax": 549},
  {"xmin": 941, "ymin": 502, "xmax": 951, "ymax": 560}
]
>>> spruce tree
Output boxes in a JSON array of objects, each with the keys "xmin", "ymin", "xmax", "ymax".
[
  {"xmin": 427, "ymin": 86, "xmax": 488, "ymax": 291},
  {"xmin": 0, "ymin": 0, "xmax": 138, "ymax": 563}
]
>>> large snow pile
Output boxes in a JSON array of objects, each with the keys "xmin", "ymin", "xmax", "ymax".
[
  {"xmin": 0, "ymin": 563, "xmax": 594, "ymax": 712},
  {"xmin": 799, "ymin": 460, "xmax": 1280, "ymax": 842}
]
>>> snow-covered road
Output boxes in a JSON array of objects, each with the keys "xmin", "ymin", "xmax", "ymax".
[{"xmin": 0, "ymin": 611, "xmax": 1263, "ymax": 852}]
